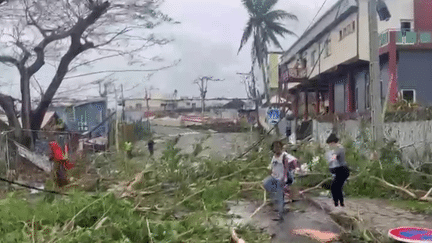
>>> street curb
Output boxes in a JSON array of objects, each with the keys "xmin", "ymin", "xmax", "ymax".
[{"xmin": 302, "ymin": 195, "xmax": 390, "ymax": 242}]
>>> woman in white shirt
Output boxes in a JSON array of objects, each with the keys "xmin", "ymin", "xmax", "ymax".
[{"xmin": 262, "ymin": 140, "xmax": 289, "ymax": 221}]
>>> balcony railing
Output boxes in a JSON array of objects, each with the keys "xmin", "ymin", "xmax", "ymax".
[
  {"xmin": 379, "ymin": 29, "xmax": 432, "ymax": 47},
  {"xmin": 280, "ymin": 67, "xmax": 307, "ymax": 82}
]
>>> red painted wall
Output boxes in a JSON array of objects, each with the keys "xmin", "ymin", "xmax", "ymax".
[{"xmin": 414, "ymin": 0, "xmax": 432, "ymax": 32}]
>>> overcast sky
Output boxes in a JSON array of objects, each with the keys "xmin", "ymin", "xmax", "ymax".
[{"xmin": 0, "ymin": 0, "xmax": 339, "ymax": 104}]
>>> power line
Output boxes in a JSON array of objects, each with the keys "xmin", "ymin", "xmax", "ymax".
[{"xmin": 303, "ymin": 0, "xmax": 329, "ymax": 34}]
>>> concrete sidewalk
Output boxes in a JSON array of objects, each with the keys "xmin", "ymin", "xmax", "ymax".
[{"xmin": 307, "ymin": 196, "xmax": 432, "ymax": 238}]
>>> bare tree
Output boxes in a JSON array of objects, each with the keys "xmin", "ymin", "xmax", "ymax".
[
  {"xmin": 193, "ymin": 76, "xmax": 224, "ymax": 114},
  {"xmin": 0, "ymin": 0, "xmax": 178, "ymax": 147},
  {"xmin": 238, "ymin": 66, "xmax": 263, "ymax": 131}
]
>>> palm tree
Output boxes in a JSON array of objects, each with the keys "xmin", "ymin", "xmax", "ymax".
[{"xmin": 238, "ymin": 0, "xmax": 297, "ymax": 105}]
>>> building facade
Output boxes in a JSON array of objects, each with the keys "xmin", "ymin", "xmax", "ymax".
[
  {"xmin": 51, "ymin": 98, "xmax": 108, "ymax": 137},
  {"xmin": 279, "ymin": 0, "xmax": 432, "ymax": 119}
]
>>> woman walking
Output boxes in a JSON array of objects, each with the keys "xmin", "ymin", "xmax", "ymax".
[
  {"xmin": 263, "ymin": 140, "xmax": 289, "ymax": 221},
  {"xmin": 325, "ymin": 133, "xmax": 350, "ymax": 207}
]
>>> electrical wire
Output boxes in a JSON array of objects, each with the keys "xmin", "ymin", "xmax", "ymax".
[{"xmin": 303, "ymin": 0, "xmax": 329, "ymax": 35}]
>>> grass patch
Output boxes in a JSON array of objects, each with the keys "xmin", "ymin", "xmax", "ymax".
[
  {"xmin": 390, "ymin": 199, "xmax": 432, "ymax": 215},
  {"xmin": 0, "ymin": 135, "xmax": 272, "ymax": 242}
]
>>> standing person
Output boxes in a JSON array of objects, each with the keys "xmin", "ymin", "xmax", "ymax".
[
  {"xmin": 148, "ymin": 139, "xmax": 155, "ymax": 156},
  {"xmin": 263, "ymin": 140, "xmax": 289, "ymax": 221},
  {"xmin": 325, "ymin": 133, "xmax": 350, "ymax": 207},
  {"xmin": 49, "ymin": 141, "xmax": 70, "ymax": 188}
]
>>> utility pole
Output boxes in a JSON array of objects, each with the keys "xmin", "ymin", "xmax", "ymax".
[
  {"xmin": 114, "ymin": 86, "xmax": 120, "ymax": 152},
  {"xmin": 145, "ymin": 88, "xmax": 149, "ymax": 111},
  {"xmin": 369, "ymin": 0, "xmax": 386, "ymax": 145},
  {"xmin": 200, "ymin": 78, "xmax": 205, "ymax": 114},
  {"xmin": 121, "ymin": 84, "xmax": 125, "ymax": 121}
]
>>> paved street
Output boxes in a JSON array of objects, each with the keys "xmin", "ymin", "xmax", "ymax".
[
  {"xmin": 310, "ymin": 196, "xmax": 432, "ymax": 236},
  {"xmin": 228, "ymin": 200, "xmax": 341, "ymax": 243}
]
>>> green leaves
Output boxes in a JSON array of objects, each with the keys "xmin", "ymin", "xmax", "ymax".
[{"xmin": 239, "ymin": 0, "xmax": 298, "ymax": 67}]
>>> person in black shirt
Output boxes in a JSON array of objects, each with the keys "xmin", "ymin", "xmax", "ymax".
[{"xmin": 148, "ymin": 139, "xmax": 155, "ymax": 156}]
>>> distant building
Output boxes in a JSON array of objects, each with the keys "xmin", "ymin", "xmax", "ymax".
[{"xmin": 50, "ymin": 98, "xmax": 108, "ymax": 137}]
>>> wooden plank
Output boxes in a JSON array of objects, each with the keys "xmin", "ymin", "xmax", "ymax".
[{"xmin": 13, "ymin": 141, "xmax": 52, "ymax": 172}]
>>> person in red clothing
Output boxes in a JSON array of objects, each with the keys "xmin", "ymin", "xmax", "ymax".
[{"xmin": 49, "ymin": 141, "xmax": 74, "ymax": 188}]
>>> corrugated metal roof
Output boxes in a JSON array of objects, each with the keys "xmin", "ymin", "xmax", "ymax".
[
  {"xmin": 0, "ymin": 112, "xmax": 56, "ymax": 128},
  {"xmin": 51, "ymin": 98, "xmax": 106, "ymax": 107},
  {"xmin": 281, "ymin": 0, "xmax": 358, "ymax": 64}
]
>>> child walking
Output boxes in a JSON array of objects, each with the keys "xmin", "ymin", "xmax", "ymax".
[
  {"xmin": 325, "ymin": 133, "xmax": 350, "ymax": 207},
  {"xmin": 262, "ymin": 140, "xmax": 289, "ymax": 221}
]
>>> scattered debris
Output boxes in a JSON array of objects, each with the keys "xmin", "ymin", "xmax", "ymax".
[{"xmin": 291, "ymin": 229, "xmax": 340, "ymax": 242}]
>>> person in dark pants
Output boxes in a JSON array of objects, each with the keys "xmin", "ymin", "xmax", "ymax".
[
  {"xmin": 325, "ymin": 133, "xmax": 350, "ymax": 207},
  {"xmin": 148, "ymin": 139, "xmax": 155, "ymax": 156}
]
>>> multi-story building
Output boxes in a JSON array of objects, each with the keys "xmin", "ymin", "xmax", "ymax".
[
  {"xmin": 267, "ymin": 52, "xmax": 283, "ymax": 98},
  {"xmin": 279, "ymin": 0, "xmax": 432, "ymax": 119}
]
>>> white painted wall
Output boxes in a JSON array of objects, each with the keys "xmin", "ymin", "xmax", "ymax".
[{"xmin": 319, "ymin": 13, "xmax": 358, "ymax": 76}]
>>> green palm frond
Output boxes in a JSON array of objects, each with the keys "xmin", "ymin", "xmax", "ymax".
[
  {"xmin": 238, "ymin": 19, "xmax": 254, "ymax": 54},
  {"xmin": 241, "ymin": 0, "xmax": 256, "ymax": 16},
  {"xmin": 261, "ymin": 0, "xmax": 278, "ymax": 15},
  {"xmin": 239, "ymin": 0, "xmax": 298, "ymax": 68},
  {"xmin": 265, "ymin": 10, "xmax": 298, "ymax": 22},
  {"xmin": 265, "ymin": 21, "xmax": 298, "ymax": 37},
  {"xmin": 265, "ymin": 28, "xmax": 284, "ymax": 50}
]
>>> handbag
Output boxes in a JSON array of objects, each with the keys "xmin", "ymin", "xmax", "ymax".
[
  {"xmin": 286, "ymin": 171, "xmax": 294, "ymax": 185},
  {"xmin": 283, "ymin": 154, "xmax": 295, "ymax": 185}
]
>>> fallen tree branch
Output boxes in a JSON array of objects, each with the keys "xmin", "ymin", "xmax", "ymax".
[
  {"xmin": 176, "ymin": 189, "xmax": 206, "ymax": 207},
  {"xmin": 371, "ymin": 176, "xmax": 417, "ymax": 199},
  {"xmin": 231, "ymin": 228, "xmax": 246, "ymax": 243},
  {"xmin": 146, "ymin": 218, "xmax": 154, "ymax": 243},
  {"xmin": 420, "ymin": 187, "xmax": 432, "ymax": 202},
  {"xmin": 299, "ymin": 178, "xmax": 333, "ymax": 194},
  {"xmin": 207, "ymin": 166, "xmax": 267, "ymax": 184},
  {"xmin": 250, "ymin": 188, "xmax": 267, "ymax": 218}
]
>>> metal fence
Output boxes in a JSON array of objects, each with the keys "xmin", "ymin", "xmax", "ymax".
[{"xmin": 0, "ymin": 129, "xmax": 80, "ymax": 181}]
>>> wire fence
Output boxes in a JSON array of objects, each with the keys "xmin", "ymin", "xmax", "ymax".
[{"xmin": 0, "ymin": 129, "xmax": 81, "ymax": 185}]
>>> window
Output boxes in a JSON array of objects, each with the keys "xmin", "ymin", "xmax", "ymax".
[
  {"xmin": 339, "ymin": 21, "xmax": 356, "ymax": 40},
  {"xmin": 324, "ymin": 39, "xmax": 331, "ymax": 57},
  {"xmin": 311, "ymin": 50, "xmax": 316, "ymax": 66},
  {"xmin": 186, "ymin": 102, "xmax": 191, "ymax": 106},
  {"xmin": 401, "ymin": 89, "xmax": 416, "ymax": 103},
  {"xmin": 401, "ymin": 21, "xmax": 412, "ymax": 33},
  {"xmin": 136, "ymin": 103, "xmax": 142, "ymax": 109}
]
